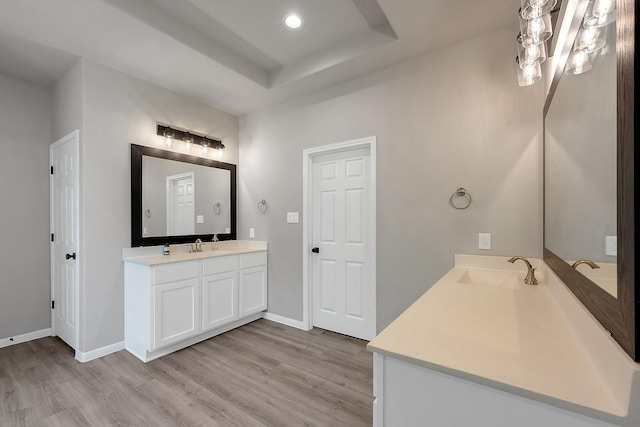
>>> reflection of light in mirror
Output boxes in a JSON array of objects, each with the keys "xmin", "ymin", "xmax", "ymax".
[
  {"xmin": 575, "ymin": 27, "xmax": 606, "ymax": 53},
  {"xmin": 565, "ymin": 50, "xmax": 595, "ymax": 75}
]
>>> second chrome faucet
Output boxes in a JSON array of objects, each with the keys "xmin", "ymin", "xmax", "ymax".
[{"xmin": 508, "ymin": 256, "xmax": 538, "ymax": 286}]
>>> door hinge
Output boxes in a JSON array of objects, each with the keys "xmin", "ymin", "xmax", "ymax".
[
  {"xmin": 50, "ymin": 166, "xmax": 54, "ymax": 175},
  {"xmin": 51, "ymin": 233, "xmax": 54, "ymax": 242},
  {"xmin": 51, "ymin": 301, "xmax": 55, "ymax": 309}
]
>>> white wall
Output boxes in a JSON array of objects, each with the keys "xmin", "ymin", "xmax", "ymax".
[
  {"xmin": 80, "ymin": 60, "xmax": 239, "ymax": 352},
  {"xmin": 239, "ymin": 27, "xmax": 545, "ymax": 330},
  {"xmin": 0, "ymin": 73, "xmax": 52, "ymax": 340}
]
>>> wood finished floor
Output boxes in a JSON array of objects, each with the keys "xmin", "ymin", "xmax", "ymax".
[{"xmin": 0, "ymin": 319, "xmax": 373, "ymax": 426}]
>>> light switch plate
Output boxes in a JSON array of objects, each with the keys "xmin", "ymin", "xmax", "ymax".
[
  {"xmin": 479, "ymin": 233, "xmax": 491, "ymax": 250},
  {"xmin": 249, "ymin": 228, "xmax": 255, "ymax": 238},
  {"xmin": 605, "ymin": 236, "xmax": 617, "ymax": 256},
  {"xmin": 196, "ymin": 215, "xmax": 204, "ymax": 224},
  {"xmin": 287, "ymin": 212, "xmax": 300, "ymax": 223}
]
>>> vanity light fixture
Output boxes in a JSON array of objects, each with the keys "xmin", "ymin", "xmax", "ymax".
[
  {"xmin": 565, "ymin": 0, "xmax": 615, "ymax": 75},
  {"xmin": 156, "ymin": 124, "xmax": 225, "ymax": 158},
  {"xmin": 284, "ymin": 14, "xmax": 303, "ymax": 29},
  {"xmin": 515, "ymin": 0, "xmax": 558, "ymax": 86}
]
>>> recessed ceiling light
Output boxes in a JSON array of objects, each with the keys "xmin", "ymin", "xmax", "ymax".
[{"xmin": 284, "ymin": 14, "xmax": 303, "ymax": 29}]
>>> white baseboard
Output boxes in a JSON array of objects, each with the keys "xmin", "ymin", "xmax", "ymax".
[
  {"xmin": 75, "ymin": 341, "xmax": 125, "ymax": 363},
  {"xmin": 262, "ymin": 312, "xmax": 310, "ymax": 330},
  {"xmin": 0, "ymin": 328, "xmax": 52, "ymax": 349}
]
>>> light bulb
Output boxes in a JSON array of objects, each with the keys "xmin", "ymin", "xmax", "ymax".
[
  {"xmin": 523, "ymin": 64, "xmax": 536, "ymax": 84},
  {"xmin": 529, "ymin": 16, "xmax": 545, "ymax": 38},
  {"xmin": 525, "ymin": 44, "xmax": 540, "ymax": 62}
]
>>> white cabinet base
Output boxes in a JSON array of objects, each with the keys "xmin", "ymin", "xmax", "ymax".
[{"xmin": 126, "ymin": 313, "xmax": 262, "ymax": 363}]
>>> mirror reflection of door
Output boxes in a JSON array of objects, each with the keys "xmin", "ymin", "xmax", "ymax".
[{"xmin": 166, "ymin": 172, "xmax": 195, "ymax": 235}]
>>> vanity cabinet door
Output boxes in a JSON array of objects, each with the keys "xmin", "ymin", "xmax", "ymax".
[
  {"xmin": 152, "ymin": 278, "xmax": 200, "ymax": 350},
  {"xmin": 239, "ymin": 265, "xmax": 267, "ymax": 317},
  {"xmin": 202, "ymin": 271, "xmax": 238, "ymax": 331}
]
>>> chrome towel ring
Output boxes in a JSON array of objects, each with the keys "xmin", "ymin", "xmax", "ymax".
[
  {"xmin": 450, "ymin": 188, "xmax": 471, "ymax": 209},
  {"xmin": 257, "ymin": 199, "xmax": 268, "ymax": 213}
]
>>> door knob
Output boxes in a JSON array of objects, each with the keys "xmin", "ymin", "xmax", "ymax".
[
  {"xmin": 311, "ymin": 247, "xmax": 320, "ymax": 253},
  {"xmin": 66, "ymin": 253, "xmax": 76, "ymax": 260}
]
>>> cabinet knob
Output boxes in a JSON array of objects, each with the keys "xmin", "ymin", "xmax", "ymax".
[
  {"xmin": 311, "ymin": 247, "xmax": 320, "ymax": 254},
  {"xmin": 66, "ymin": 253, "xmax": 76, "ymax": 260}
]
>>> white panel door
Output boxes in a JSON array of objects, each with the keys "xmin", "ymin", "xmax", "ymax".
[
  {"xmin": 202, "ymin": 271, "xmax": 238, "ymax": 331},
  {"xmin": 166, "ymin": 172, "xmax": 195, "ymax": 235},
  {"xmin": 152, "ymin": 278, "xmax": 200, "ymax": 350},
  {"xmin": 312, "ymin": 147, "xmax": 375, "ymax": 340},
  {"xmin": 50, "ymin": 131, "xmax": 80, "ymax": 350}
]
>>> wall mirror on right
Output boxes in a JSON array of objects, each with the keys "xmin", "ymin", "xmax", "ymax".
[{"xmin": 544, "ymin": 0, "xmax": 638, "ymax": 361}]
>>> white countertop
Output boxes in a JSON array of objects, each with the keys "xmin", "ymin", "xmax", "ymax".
[
  {"xmin": 123, "ymin": 240, "xmax": 267, "ymax": 266},
  {"xmin": 368, "ymin": 255, "xmax": 635, "ymax": 419}
]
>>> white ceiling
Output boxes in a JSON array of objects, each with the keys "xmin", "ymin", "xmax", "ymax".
[{"xmin": 0, "ymin": 0, "xmax": 519, "ymax": 115}]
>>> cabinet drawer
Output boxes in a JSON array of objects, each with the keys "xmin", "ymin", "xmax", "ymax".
[
  {"xmin": 152, "ymin": 261, "xmax": 199, "ymax": 285},
  {"xmin": 202, "ymin": 255, "xmax": 238, "ymax": 276},
  {"xmin": 239, "ymin": 252, "xmax": 267, "ymax": 269}
]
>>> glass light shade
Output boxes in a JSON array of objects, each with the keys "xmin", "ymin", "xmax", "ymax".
[
  {"xmin": 183, "ymin": 133, "xmax": 194, "ymax": 151},
  {"xmin": 201, "ymin": 141, "xmax": 210, "ymax": 155},
  {"xmin": 565, "ymin": 50, "xmax": 596, "ymax": 75},
  {"xmin": 574, "ymin": 26, "xmax": 607, "ymax": 53},
  {"xmin": 163, "ymin": 128, "xmax": 175, "ymax": 147},
  {"xmin": 520, "ymin": 0, "xmax": 557, "ymax": 19},
  {"xmin": 519, "ymin": 12, "xmax": 553, "ymax": 46},
  {"xmin": 517, "ymin": 59, "xmax": 542, "ymax": 86},
  {"xmin": 583, "ymin": 0, "xmax": 616, "ymax": 28},
  {"xmin": 215, "ymin": 147, "xmax": 224, "ymax": 160},
  {"xmin": 517, "ymin": 39, "xmax": 547, "ymax": 67}
]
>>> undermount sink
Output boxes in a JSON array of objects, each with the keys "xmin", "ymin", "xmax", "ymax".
[{"xmin": 457, "ymin": 269, "xmax": 521, "ymax": 290}]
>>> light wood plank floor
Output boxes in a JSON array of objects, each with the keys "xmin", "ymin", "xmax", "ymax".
[{"xmin": 0, "ymin": 320, "xmax": 373, "ymax": 426}]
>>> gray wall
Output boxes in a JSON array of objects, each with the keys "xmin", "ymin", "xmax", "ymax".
[
  {"xmin": 239, "ymin": 27, "xmax": 544, "ymax": 330},
  {"xmin": 80, "ymin": 60, "xmax": 239, "ymax": 352},
  {"xmin": 0, "ymin": 73, "xmax": 52, "ymax": 340}
]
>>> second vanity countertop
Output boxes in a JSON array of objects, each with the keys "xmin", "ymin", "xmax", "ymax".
[
  {"xmin": 368, "ymin": 254, "xmax": 628, "ymax": 419},
  {"xmin": 123, "ymin": 240, "xmax": 267, "ymax": 266}
]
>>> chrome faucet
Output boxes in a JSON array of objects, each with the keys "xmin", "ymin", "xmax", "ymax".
[
  {"xmin": 194, "ymin": 238, "xmax": 203, "ymax": 252},
  {"xmin": 508, "ymin": 256, "xmax": 538, "ymax": 286},
  {"xmin": 571, "ymin": 259, "xmax": 600, "ymax": 269}
]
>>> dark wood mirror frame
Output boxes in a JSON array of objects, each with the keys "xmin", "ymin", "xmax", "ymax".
[
  {"xmin": 130, "ymin": 144, "xmax": 237, "ymax": 247},
  {"xmin": 543, "ymin": 0, "xmax": 638, "ymax": 361}
]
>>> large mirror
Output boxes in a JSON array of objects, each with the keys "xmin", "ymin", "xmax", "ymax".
[
  {"xmin": 131, "ymin": 144, "xmax": 236, "ymax": 246},
  {"xmin": 543, "ymin": 0, "xmax": 637, "ymax": 361}
]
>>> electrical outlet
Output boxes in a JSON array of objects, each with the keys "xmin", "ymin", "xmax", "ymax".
[
  {"xmin": 605, "ymin": 236, "xmax": 617, "ymax": 256},
  {"xmin": 249, "ymin": 228, "xmax": 255, "ymax": 238},
  {"xmin": 479, "ymin": 233, "xmax": 491, "ymax": 250}
]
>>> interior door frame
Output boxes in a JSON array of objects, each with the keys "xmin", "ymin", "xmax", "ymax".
[
  {"xmin": 302, "ymin": 136, "xmax": 377, "ymax": 334},
  {"xmin": 50, "ymin": 129, "xmax": 81, "ymax": 355}
]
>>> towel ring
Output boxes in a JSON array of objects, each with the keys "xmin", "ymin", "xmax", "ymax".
[
  {"xmin": 144, "ymin": 209, "xmax": 151, "ymax": 218},
  {"xmin": 257, "ymin": 199, "xmax": 268, "ymax": 213},
  {"xmin": 213, "ymin": 203, "xmax": 221, "ymax": 215},
  {"xmin": 450, "ymin": 188, "xmax": 471, "ymax": 209}
]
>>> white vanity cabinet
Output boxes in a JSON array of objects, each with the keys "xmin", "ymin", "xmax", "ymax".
[{"xmin": 124, "ymin": 248, "xmax": 267, "ymax": 362}]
